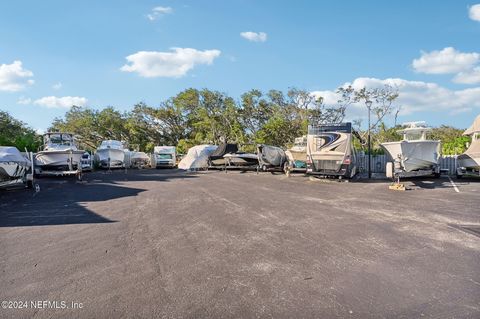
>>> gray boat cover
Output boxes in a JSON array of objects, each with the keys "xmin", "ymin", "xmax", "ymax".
[
  {"xmin": 0, "ymin": 147, "xmax": 30, "ymax": 165},
  {"xmin": 257, "ymin": 144, "xmax": 286, "ymax": 167}
]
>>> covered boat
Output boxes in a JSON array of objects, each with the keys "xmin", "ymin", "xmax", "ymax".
[
  {"xmin": 0, "ymin": 146, "xmax": 32, "ymax": 188},
  {"xmin": 381, "ymin": 122, "xmax": 440, "ymax": 173},
  {"xmin": 457, "ymin": 114, "xmax": 480, "ymax": 177},
  {"xmin": 208, "ymin": 143, "xmax": 238, "ymax": 166},
  {"xmin": 257, "ymin": 144, "xmax": 286, "ymax": 171},
  {"xmin": 285, "ymin": 136, "xmax": 307, "ymax": 172},
  {"xmin": 130, "ymin": 151, "xmax": 150, "ymax": 168},
  {"xmin": 35, "ymin": 133, "xmax": 85, "ymax": 173},
  {"xmin": 178, "ymin": 145, "xmax": 218, "ymax": 170},
  {"xmin": 95, "ymin": 140, "xmax": 126, "ymax": 168}
]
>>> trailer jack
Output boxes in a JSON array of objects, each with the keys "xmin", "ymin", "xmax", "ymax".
[{"xmin": 389, "ymin": 176, "xmax": 408, "ymax": 191}]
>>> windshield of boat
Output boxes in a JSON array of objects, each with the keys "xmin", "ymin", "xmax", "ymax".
[
  {"xmin": 45, "ymin": 133, "xmax": 74, "ymax": 145},
  {"xmin": 400, "ymin": 128, "xmax": 429, "ymax": 141},
  {"xmin": 404, "ymin": 132, "xmax": 424, "ymax": 141}
]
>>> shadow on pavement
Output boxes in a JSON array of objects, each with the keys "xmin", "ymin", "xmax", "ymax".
[
  {"xmin": 87, "ymin": 168, "xmax": 197, "ymax": 184},
  {"xmin": 0, "ymin": 169, "xmax": 196, "ymax": 227}
]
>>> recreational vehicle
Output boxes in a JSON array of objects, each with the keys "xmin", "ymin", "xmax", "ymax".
[{"xmin": 306, "ymin": 123, "xmax": 357, "ymax": 179}]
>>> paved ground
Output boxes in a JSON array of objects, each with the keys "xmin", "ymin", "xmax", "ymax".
[{"xmin": 0, "ymin": 169, "xmax": 479, "ymax": 318}]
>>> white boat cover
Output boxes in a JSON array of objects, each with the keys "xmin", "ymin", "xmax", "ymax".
[
  {"xmin": 0, "ymin": 146, "xmax": 30, "ymax": 165},
  {"xmin": 98, "ymin": 140, "xmax": 124, "ymax": 150},
  {"xmin": 178, "ymin": 145, "xmax": 218, "ymax": 170},
  {"xmin": 130, "ymin": 152, "xmax": 150, "ymax": 160},
  {"xmin": 463, "ymin": 114, "xmax": 480, "ymax": 136}
]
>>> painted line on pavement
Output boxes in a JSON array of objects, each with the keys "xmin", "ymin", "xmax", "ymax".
[{"xmin": 448, "ymin": 176, "xmax": 460, "ymax": 193}]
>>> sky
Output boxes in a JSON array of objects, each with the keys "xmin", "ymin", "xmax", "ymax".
[{"xmin": 1, "ymin": 0, "xmax": 480, "ymax": 132}]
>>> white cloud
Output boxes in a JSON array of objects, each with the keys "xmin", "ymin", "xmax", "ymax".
[
  {"xmin": 240, "ymin": 31, "xmax": 267, "ymax": 42},
  {"xmin": 453, "ymin": 67, "xmax": 480, "ymax": 84},
  {"xmin": 0, "ymin": 60, "xmax": 34, "ymax": 92},
  {"xmin": 120, "ymin": 48, "xmax": 221, "ymax": 78},
  {"xmin": 469, "ymin": 4, "xmax": 480, "ymax": 21},
  {"xmin": 311, "ymin": 77, "xmax": 480, "ymax": 117},
  {"xmin": 412, "ymin": 47, "xmax": 480, "ymax": 74},
  {"xmin": 52, "ymin": 82, "xmax": 62, "ymax": 90},
  {"xmin": 35, "ymin": 128, "xmax": 45, "ymax": 135},
  {"xmin": 147, "ymin": 6, "xmax": 173, "ymax": 21},
  {"xmin": 17, "ymin": 97, "xmax": 32, "ymax": 105},
  {"xmin": 33, "ymin": 96, "xmax": 88, "ymax": 108}
]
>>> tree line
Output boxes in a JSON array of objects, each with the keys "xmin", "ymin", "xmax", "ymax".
[{"xmin": 0, "ymin": 87, "xmax": 471, "ymax": 155}]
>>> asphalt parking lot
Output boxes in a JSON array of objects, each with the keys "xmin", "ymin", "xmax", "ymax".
[{"xmin": 1, "ymin": 169, "xmax": 479, "ymax": 318}]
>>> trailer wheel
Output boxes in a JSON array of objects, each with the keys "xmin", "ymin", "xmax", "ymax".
[
  {"xmin": 26, "ymin": 180, "xmax": 33, "ymax": 189},
  {"xmin": 433, "ymin": 172, "xmax": 441, "ymax": 178}
]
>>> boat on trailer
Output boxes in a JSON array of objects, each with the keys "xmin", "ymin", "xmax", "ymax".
[
  {"xmin": 95, "ymin": 140, "xmax": 126, "ymax": 168},
  {"xmin": 257, "ymin": 144, "xmax": 286, "ymax": 172},
  {"xmin": 34, "ymin": 133, "xmax": 85, "ymax": 178},
  {"xmin": 0, "ymin": 146, "xmax": 34, "ymax": 189},
  {"xmin": 284, "ymin": 136, "xmax": 307, "ymax": 174},
  {"xmin": 208, "ymin": 143, "xmax": 238, "ymax": 168},
  {"xmin": 456, "ymin": 114, "xmax": 480, "ymax": 178},
  {"xmin": 381, "ymin": 122, "xmax": 441, "ymax": 179},
  {"xmin": 223, "ymin": 152, "xmax": 259, "ymax": 169}
]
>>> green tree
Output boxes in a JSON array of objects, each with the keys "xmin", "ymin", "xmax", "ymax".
[
  {"xmin": 430, "ymin": 125, "xmax": 469, "ymax": 155},
  {"xmin": 0, "ymin": 111, "xmax": 42, "ymax": 151}
]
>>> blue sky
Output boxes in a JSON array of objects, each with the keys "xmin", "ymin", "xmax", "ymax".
[{"xmin": 1, "ymin": 0, "xmax": 480, "ymax": 132}]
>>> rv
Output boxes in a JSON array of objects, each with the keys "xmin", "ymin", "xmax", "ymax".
[
  {"xmin": 152, "ymin": 146, "xmax": 176, "ymax": 168},
  {"xmin": 306, "ymin": 123, "xmax": 357, "ymax": 179}
]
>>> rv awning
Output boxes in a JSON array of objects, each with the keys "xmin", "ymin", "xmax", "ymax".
[{"xmin": 464, "ymin": 114, "xmax": 480, "ymax": 136}]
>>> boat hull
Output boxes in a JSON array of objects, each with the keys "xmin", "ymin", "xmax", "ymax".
[
  {"xmin": 0, "ymin": 162, "xmax": 29, "ymax": 182},
  {"xmin": 224, "ymin": 154, "xmax": 259, "ymax": 166},
  {"xmin": 457, "ymin": 137, "xmax": 480, "ymax": 169},
  {"xmin": 381, "ymin": 140, "xmax": 440, "ymax": 172},
  {"xmin": 35, "ymin": 150, "xmax": 84, "ymax": 170},
  {"xmin": 96, "ymin": 148, "xmax": 125, "ymax": 168},
  {"xmin": 457, "ymin": 152, "xmax": 480, "ymax": 170}
]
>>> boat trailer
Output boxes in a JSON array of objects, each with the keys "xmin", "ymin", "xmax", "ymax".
[
  {"xmin": 386, "ymin": 161, "xmax": 443, "ymax": 191},
  {"xmin": 456, "ymin": 167, "xmax": 480, "ymax": 179}
]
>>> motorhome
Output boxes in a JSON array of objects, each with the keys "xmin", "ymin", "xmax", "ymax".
[
  {"xmin": 306, "ymin": 123, "xmax": 357, "ymax": 179},
  {"xmin": 152, "ymin": 146, "xmax": 176, "ymax": 168}
]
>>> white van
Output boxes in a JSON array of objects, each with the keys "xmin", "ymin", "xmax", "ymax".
[{"xmin": 152, "ymin": 146, "xmax": 176, "ymax": 168}]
